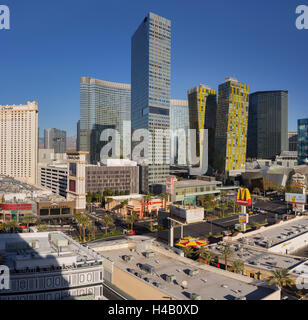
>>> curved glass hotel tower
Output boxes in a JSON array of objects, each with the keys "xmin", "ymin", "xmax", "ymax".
[
  {"xmin": 79, "ymin": 77, "xmax": 131, "ymax": 163},
  {"xmin": 131, "ymin": 13, "xmax": 171, "ymax": 193}
]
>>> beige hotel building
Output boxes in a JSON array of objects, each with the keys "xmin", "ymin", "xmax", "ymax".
[{"xmin": 0, "ymin": 101, "xmax": 38, "ymax": 185}]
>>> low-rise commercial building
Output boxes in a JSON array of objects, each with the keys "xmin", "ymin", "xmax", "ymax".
[
  {"xmin": 90, "ymin": 237, "xmax": 280, "ymax": 300},
  {"xmin": 0, "ymin": 232, "xmax": 104, "ymax": 300}
]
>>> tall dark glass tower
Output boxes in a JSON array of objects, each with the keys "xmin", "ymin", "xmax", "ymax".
[
  {"xmin": 131, "ymin": 13, "xmax": 171, "ymax": 193},
  {"xmin": 247, "ymin": 91, "xmax": 288, "ymax": 160}
]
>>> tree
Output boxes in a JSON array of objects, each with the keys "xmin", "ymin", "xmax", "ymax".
[
  {"xmin": 220, "ymin": 246, "xmax": 234, "ymax": 271},
  {"xmin": 252, "ymin": 187, "xmax": 261, "ymax": 196},
  {"xmin": 268, "ymin": 269, "xmax": 294, "ymax": 289},
  {"xmin": 87, "ymin": 223, "xmax": 96, "ymax": 240},
  {"xmin": 86, "ymin": 192, "xmax": 93, "ymax": 203},
  {"xmin": 102, "ymin": 214, "xmax": 114, "ymax": 235},
  {"xmin": 22, "ymin": 215, "xmax": 37, "ymax": 232},
  {"xmin": 159, "ymin": 193, "xmax": 169, "ymax": 210},
  {"xmin": 143, "ymin": 194, "xmax": 152, "ymax": 217},
  {"xmin": 74, "ymin": 212, "xmax": 83, "ymax": 240},
  {"xmin": 126, "ymin": 211, "xmax": 138, "ymax": 231},
  {"xmin": 218, "ymin": 202, "xmax": 228, "ymax": 218},
  {"xmin": 183, "ymin": 247, "xmax": 195, "ymax": 259},
  {"xmin": 38, "ymin": 224, "xmax": 48, "ymax": 232},
  {"xmin": 232, "ymin": 260, "xmax": 244, "ymax": 274},
  {"xmin": 199, "ymin": 248, "xmax": 216, "ymax": 265},
  {"xmin": 120, "ymin": 200, "xmax": 129, "ymax": 216},
  {"xmin": 204, "ymin": 200, "xmax": 215, "ymax": 217},
  {"xmin": 6, "ymin": 220, "xmax": 18, "ymax": 233},
  {"xmin": 79, "ymin": 214, "xmax": 90, "ymax": 242}
]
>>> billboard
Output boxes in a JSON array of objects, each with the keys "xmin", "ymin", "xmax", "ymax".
[
  {"xmin": 285, "ymin": 193, "xmax": 306, "ymax": 204},
  {"xmin": 236, "ymin": 188, "xmax": 252, "ymax": 206}
]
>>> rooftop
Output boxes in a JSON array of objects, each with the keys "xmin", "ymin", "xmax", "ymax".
[
  {"xmin": 174, "ymin": 179, "xmax": 220, "ymax": 188},
  {"xmin": 236, "ymin": 218, "xmax": 308, "ymax": 249},
  {"xmin": 208, "ymin": 242, "xmax": 306, "ymax": 273},
  {"xmin": 94, "ymin": 238, "xmax": 278, "ymax": 300},
  {"xmin": 0, "ymin": 232, "xmax": 102, "ymax": 273}
]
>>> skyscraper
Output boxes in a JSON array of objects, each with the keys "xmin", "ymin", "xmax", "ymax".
[
  {"xmin": 298, "ymin": 118, "xmax": 308, "ymax": 165},
  {"xmin": 288, "ymin": 131, "xmax": 298, "ymax": 152},
  {"xmin": 247, "ymin": 91, "xmax": 289, "ymax": 159},
  {"xmin": 77, "ymin": 120, "xmax": 80, "ymax": 151},
  {"xmin": 131, "ymin": 12, "xmax": 171, "ymax": 193},
  {"xmin": 170, "ymin": 99, "xmax": 189, "ymax": 165},
  {"xmin": 187, "ymin": 85, "xmax": 217, "ymax": 170},
  {"xmin": 215, "ymin": 77, "xmax": 250, "ymax": 174},
  {"xmin": 0, "ymin": 101, "xmax": 38, "ymax": 185},
  {"xmin": 79, "ymin": 77, "xmax": 131, "ymax": 163},
  {"xmin": 44, "ymin": 128, "xmax": 67, "ymax": 153}
]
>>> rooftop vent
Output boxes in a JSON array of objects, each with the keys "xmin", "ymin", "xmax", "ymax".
[
  {"xmin": 190, "ymin": 293, "xmax": 201, "ymax": 300},
  {"xmin": 188, "ymin": 269, "xmax": 199, "ymax": 277}
]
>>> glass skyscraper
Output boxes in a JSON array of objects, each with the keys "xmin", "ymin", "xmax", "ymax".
[
  {"xmin": 215, "ymin": 77, "xmax": 250, "ymax": 174},
  {"xmin": 247, "ymin": 91, "xmax": 289, "ymax": 160},
  {"xmin": 187, "ymin": 85, "xmax": 217, "ymax": 170},
  {"xmin": 131, "ymin": 12, "xmax": 171, "ymax": 193},
  {"xmin": 170, "ymin": 99, "xmax": 189, "ymax": 165},
  {"xmin": 44, "ymin": 128, "xmax": 67, "ymax": 153},
  {"xmin": 298, "ymin": 118, "xmax": 308, "ymax": 165},
  {"xmin": 79, "ymin": 77, "xmax": 131, "ymax": 163}
]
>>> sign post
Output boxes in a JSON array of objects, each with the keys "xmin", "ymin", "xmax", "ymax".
[{"xmin": 237, "ymin": 188, "xmax": 251, "ymax": 233}]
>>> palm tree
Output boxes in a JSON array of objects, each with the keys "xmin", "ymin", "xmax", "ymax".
[
  {"xmin": 120, "ymin": 200, "xmax": 129, "ymax": 216},
  {"xmin": 252, "ymin": 187, "xmax": 261, "ymax": 196},
  {"xmin": 199, "ymin": 249, "xmax": 216, "ymax": 265},
  {"xmin": 87, "ymin": 223, "xmax": 96, "ymax": 240},
  {"xmin": 22, "ymin": 215, "xmax": 37, "ymax": 232},
  {"xmin": 102, "ymin": 214, "xmax": 114, "ymax": 235},
  {"xmin": 143, "ymin": 194, "xmax": 152, "ymax": 217},
  {"xmin": 220, "ymin": 246, "xmax": 234, "ymax": 271},
  {"xmin": 80, "ymin": 214, "xmax": 91, "ymax": 242},
  {"xmin": 7, "ymin": 220, "xmax": 18, "ymax": 233},
  {"xmin": 183, "ymin": 247, "xmax": 195, "ymax": 259},
  {"xmin": 74, "ymin": 212, "xmax": 83, "ymax": 240},
  {"xmin": 268, "ymin": 269, "xmax": 294, "ymax": 289},
  {"xmin": 232, "ymin": 260, "xmax": 244, "ymax": 274},
  {"xmin": 126, "ymin": 211, "xmax": 138, "ymax": 231},
  {"xmin": 204, "ymin": 200, "xmax": 215, "ymax": 217},
  {"xmin": 219, "ymin": 202, "xmax": 228, "ymax": 218}
]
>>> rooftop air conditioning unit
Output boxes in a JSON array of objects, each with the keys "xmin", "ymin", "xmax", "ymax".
[
  {"xmin": 123, "ymin": 255, "xmax": 134, "ymax": 262},
  {"xmin": 144, "ymin": 252, "xmax": 155, "ymax": 258},
  {"xmin": 166, "ymin": 275, "xmax": 176, "ymax": 283},
  {"xmin": 190, "ymin": 293, "xmax": 201, "ymax": 300},
  {"xmin": 235, "ymin": 296, "xmax": 247, "ymax": 300},
  {"xmin": 188, "ymin": 269, "xmax": 199, "ymax": 277}
]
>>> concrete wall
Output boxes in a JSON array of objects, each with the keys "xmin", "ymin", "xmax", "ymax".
[{"xmin": 112, "ymin": 266, "xmax": 176, "ymax": 300}]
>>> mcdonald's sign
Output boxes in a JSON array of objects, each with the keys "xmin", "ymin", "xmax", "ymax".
[{"xmin": 236, "ymin": 188, "xmax": 252, "ymax": 206}]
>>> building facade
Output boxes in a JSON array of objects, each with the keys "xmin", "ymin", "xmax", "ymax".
[
  {"xmin": 79, "ymin": 77, "xmax": 131, "ymax": 163},
  {"xmin": 214, "ymin": 78, "xmax": 250, "ymax": 174},
  {"xmin": 0, "ymin": 232, "xmax": 104, "ymax": 300},
  {"xmin": 131, "ymin": 12, "xmax": 171, "ymax": 193},
  {"xmin": 298, "ymin": 118, "xmax": 308, "ymax": 165},
  {"xmin": 288, "ymin": 131, "xmax": 298, "ymax": 152},
  {"xmin": 38, "ymin": 163, "xmax": 68, "ymax": 197},
  {"xmin": 187, "ymin": 85, "xmax": 217, "ymax": 170},
  {"xmin": 170, "ymin": 99, "xmax": 189, "ymax": 165},
  {"xmin": 44, "ymin": 128, "xmax": 67, "ymax": 153},
  {"xmin": 86, "ymin": 159, "xmax": 139, "ymax": 195},
  {"xmin": 247, "ymin": 91, "xmax": 289, "ymax": 160},
  {"xmin": 0, "ymin": 102, "xmax": 38, "ymax": 185}
]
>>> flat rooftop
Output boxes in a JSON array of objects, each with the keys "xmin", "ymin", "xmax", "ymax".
[
  {"xmin": 174, "ymin": 180, "xmax": 220, "ymax": 187},
  {"xmin": 97, "ymin": 239, "xmax": 277, "ymax": 300},
  {"xmin": 0, "ymin": 232, "xmax": 101, "ymax": 273},
  {"xmin": 236, "ymin": 218, "xmax": 308, "ymax": 249},
  {"xmin": 207, "ymin": 243, "xmax": 306, "ymax": 273}
]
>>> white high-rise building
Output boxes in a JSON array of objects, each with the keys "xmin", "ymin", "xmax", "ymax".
[{"xmin": 0, "ymin": 101, "xmax": 38, "ymax": 185}]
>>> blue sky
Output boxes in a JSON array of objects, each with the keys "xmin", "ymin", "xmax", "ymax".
[{"xmin": 1, "ymin": 0, "xmax": 307, "ymax": 136}]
